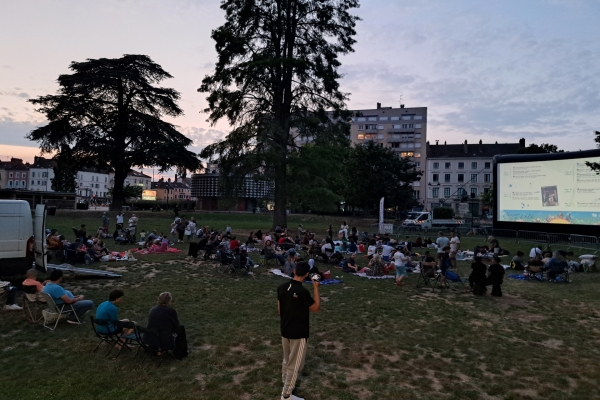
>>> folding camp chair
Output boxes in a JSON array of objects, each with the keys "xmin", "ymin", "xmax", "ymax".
[
  {"xmin": 216, "ymin": 250, "xmax": 234, "ymax": 273},
  {"xmin": 90, "ymin": 317, "xmax": 139, "ymax": 358},
  {"xmin": 133, "ymin": 325, "xmax": 176, "ymax": 366},
  {"xmin": 22, "ymin": 285, "xmax": 45, "ymax": 323},
  {"xmin": 415, "ymin": 262, "xmax": 440, "ymax": 289},
  {"xmin": 441, "ymin": 269, "xmax": 469, "ymax": 291},
  {"xmin": 40, "ymin": 292, "xmax": 80, "ymax": 330}
]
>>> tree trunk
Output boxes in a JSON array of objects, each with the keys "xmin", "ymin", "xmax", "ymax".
[
  {"xmin": 110, "ymin": 167, "xmax": 128, "ymax": 212},
  {"xmin": 272, "ymin": 160, "xmax": 287, "ymax": 230}
]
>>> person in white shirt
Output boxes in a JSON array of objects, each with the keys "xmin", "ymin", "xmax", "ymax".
[
  {"xmin": 116, "ymin": 212, "xmax": 124, "ymax": 230},
  {"xmin": 435, "ymin": 231, "xmax": 449, "ymax": 260},
  {"xmin": 381, "ymin": 244, "xmax": 395, "ymax": 262},
  {"xmin": 128, "ymin": 214, "xmax": 138, "ymax": 227},
  {"xmin": 367, "ymin": 241, "xmax": 377, "ymax": 258},
  {"xmin": 529, "ymin": 246, "xmax": 542, "ymax": 261},
  {"xmin": 449, "ymin": 231, "xmax": 461, "ymax": 268},
  {"xmin": 393, "ymin": 249, "xmax": 408, "ymax": 286}
]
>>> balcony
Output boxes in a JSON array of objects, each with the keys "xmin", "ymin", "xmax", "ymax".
[{"xmin": 388, "ymin": 128, "xmax": 416, "ymax": 134}]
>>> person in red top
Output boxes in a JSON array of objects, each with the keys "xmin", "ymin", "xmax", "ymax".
[
  {"xmin": 278, "ymin": 236, "xmax": 287, "ymax": 244},
  {"xmin": 229, "ymin": 236, "xmax": 240, "ymax": 251}
]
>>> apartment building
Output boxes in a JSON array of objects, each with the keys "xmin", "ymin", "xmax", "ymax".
[
  {"xmin": 349, "ymin": 103, "xmax": 427, "ymax": 205},
  {"xmin": 151, "ymin": 178, "xmax": 191, "ymax": 201},
  {"xmin": 29, "ymin": 156, "xmax": 56, "ymax": 192},
  {"xmin": 0, "ymin": 158, "xmax": 30, "ymax": 190},
  {"xmin": 76, "ymin": 168, "xmax": 111, "ymax": 200},
  {"xmin": 425, "ymin": 139, "xmax": 525, "ymax": 216}
]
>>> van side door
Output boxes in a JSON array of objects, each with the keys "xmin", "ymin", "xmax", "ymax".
[{"xmin": 34, "ymin": 205, "xmax": 47, "ymax": 271}]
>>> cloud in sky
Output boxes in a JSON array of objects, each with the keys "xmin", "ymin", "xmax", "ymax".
[{"xmin": 0, "ymin": 0, "xmax": 599, "ymax": 162}]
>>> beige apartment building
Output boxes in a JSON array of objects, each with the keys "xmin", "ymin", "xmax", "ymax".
[{"xmin": 349, "ymin": 103, "xmax": 427, "ymax": 206}]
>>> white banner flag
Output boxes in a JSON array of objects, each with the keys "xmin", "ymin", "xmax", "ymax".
[{"xmin": 379, "ymin": 197, "xmax": 384, "ymax": 224}]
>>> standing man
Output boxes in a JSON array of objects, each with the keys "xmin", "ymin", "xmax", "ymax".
[
  {"xmin": 128, "ymin": 213, "xmax": 138, "ymax": 228},
  {"xmin": 101, "ymin": 212, "xmax": 109, "ymax": 233},
  {"xmin": 277, "ymin": 262, "xmax": 320, "ymax": 400},
  {"xmin": 449, "ymin": 231, "xmax": 461, "ymax": 268},
  {"xmin": 435, "ymin": 231, "xmax": 449, "ymax": 261},
  {"xmin": 116, "ymin": 212, "xmax": 124, "ymax": 230}
]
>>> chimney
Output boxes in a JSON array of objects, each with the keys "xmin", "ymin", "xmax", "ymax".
[
  {"xmin": 376, "ymin": 102, "xmax": 381, "ymax": 109},
  {"xmin": 435, "ymin": 140, "xmax": 439, "ymax": 145},
  {"xmin": 10, "ymin": 158, "xmax": 23, "ymax": 166},
  {"xmin": 478, "ymin": 139, "xmax": 483, "ymax": 152},
  {"xmin": 519, "ymin": 138, "xmax": 526, "ymax": 148},
  {"xmin": 463, "ymin": 140, "xmax": 468, "ymax": 154},
  {"xmin": 174, "ymin": 175, "xmax": 178, "ymax": 183},
  {"xmin": 426, "ymin": 141, "xmax": 430, "ymax": 153},
  {"xmin": 159, "ymin": 177, "xmax": 164, "ymax": 183},
  {"xmin": 400, "ymin": 104, "xmax": 404, "ymax": 108}
]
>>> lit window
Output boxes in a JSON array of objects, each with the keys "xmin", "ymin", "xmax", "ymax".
[
  {"xmin": 357, "ymin": 134, "xmax": 364, "ymax": 140},
  {"xmin": 414, "ymin": 153, "xmax": 421, "ymax": 158},
  {"xmin": 400, "ymin": 152, "xmax": 414, "ymax": 158}
]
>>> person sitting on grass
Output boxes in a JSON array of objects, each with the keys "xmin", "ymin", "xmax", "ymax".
[
  {"xmin": 95, "ymin": 290, "xmax": 135, "ymax": 343},
  {"xmin": 486, "ymin": 256, "xmax": 505, "ymax": 296},
  {"xmin": 511, "ymin": 251, "xmax": 526, "ymax": 270},
  {"xmin": 366, "ymin": 254, "xmax": 385, "ymax": 276},
  {"xmin": 469, "ymin": 256, "xmax": 488, "ymax": 295},
  {"xmin": 42, "ymin": 270, "xmax": 94, "ymax": 324},
  {"xmin": 342, "ymin": 253, "xmax": 359, "ymax": 273},
  {"xmin": 545, "ymin": 250, "xmax": 569, "ymax": 281}
]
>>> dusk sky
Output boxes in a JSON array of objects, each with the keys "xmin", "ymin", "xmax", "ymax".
[{"xmin": 1, "ymin": 0, "xmax": 599, "ymax": 170}]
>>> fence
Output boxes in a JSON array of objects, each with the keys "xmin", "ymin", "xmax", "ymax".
[{"xmin": 361, "ymin": 224, "xmax": 599, "ymax": 254}]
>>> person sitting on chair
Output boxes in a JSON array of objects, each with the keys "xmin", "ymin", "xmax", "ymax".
[
  {"xmin": 486, "ymin": 256, "xmax": 505, "ymax": 296},
  {"xmin": 22, "ymin": 269, "xmax": 49, "ymax": 302},
  {"xmin": 95, "ymin": 290, "xmax": 135, "ymax": 340},
  {"xmin": 263, "ymin": 240, "xmax": 286, "ymax": 266},
  {"xmin": 42, "ymin": 270, "xmax": 94, "ymax": 323},
  {"xmin": 143, "ymin": 292, "xmax": 181, "ymax": 351},
  {"xmin": 420, "ymin": 251, "xmax": 437, "ymax": 277}
]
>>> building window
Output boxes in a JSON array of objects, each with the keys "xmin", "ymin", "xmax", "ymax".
[
  {"xmin": 458, "ymin": 174, "xmax": 464, "ymax": 182},
  {"xmin": 390, "ymin": 142, "xmax": 400, "ymax": 148},
  {"xmin": 414, "ymin": 152, "xmax": 421, "ymax": 158},
  {"xmin": 377, "ymin": 133, "xmax": 384, "ymax": 139},
  {"xmin": 9, "ymin": 172, "xmax": 13, "ymax": 178},
  {"xmin": 444, "ymin": 187, "xmax": 451, "ymax": 197},
  {"xmin": 413, "ymin": 181, "xmax": 421, "ymax": 187},
  {"xmin": 31, "ymin": 172, "xmax": 35, "ymax": 177},
  {"xmin": 432, "ymin": 188, "xmax": 439, "ymax": 198},
  {"xmin": 444, "ymin": 174, "xmax": 451, "ymax": 183},
  {"xmin": 400, "ymin": 152, "xmax": 414, "ymax": 158},
  {"xmin": 471, "ymin": 188, "xmax": 478, "ymax": 197},
  {"xmin": 21, "ymin": 180, "xmax": 26, "ymax": 187},
  {"xmin": 358, "ymin": 125, "xmax": 364, "ymax": 130},
  {"xmin": 365, "ymin": 124, "xmax": 377, "ymax": 130},
  {"xmin": 380, "ymin": 116, "xmax": 388, "ymax": 121},
  {"xmin": 414, "ymin": 116, "xmax": 422, "ymax": 120},
  {"xmin": 415, "ymin": 162, "xmax": 421, "ymax": 168},
  {"xmin": 357, "ymin": 117, "xmax": 365, "ymax": 122},
  {"xmin": 414, "ymin": 190, "xmax": 420, "ymax": 199},
  {"xmin": 484, "ymin": 188, "xmax": 490, "ymax": 193},
  {"xmin": 415, "ymin": 133, "xmax": 421, "ymax": 138},
  {"xmin": 415, "ymin": 124, "xmax": 422, "ymax": 128},
  {"xmin": 432, "ymin": 174, "xmax": 439, "ymax": 182},
  {"xmin": 458, "ymin": 162, "xmax": 464, "ymax": 169},
  {"xmin": 445, "ymin": 162, "xmax": 451, "ymax": 169},
  {"xmin": 391, "ymin": 116, "xmax": 400, "ymax": 120},
  {"xmin": 401, "ymin": 116, "xmax": 411, "ymax": 120},
  {"xmin": 471, "ymin": 174, "xmax": 478, "ymax": 183},
  {"xmin": 415, "ymin": 142, "xmax": 421, "ymax": 148},
  {"xmin": 392, "ymin": 124, "xmax": 401, "ymax": 129},
  {"xmin": 43, "ymin": 172, "xmax": 48, "ymax": 177},
  {"xmin": 471, "ymin": 162, "xmax": 478, "ymax": 169},
  {"xmin": 31, "ymin": 181, "xmax": 35, "ymax": 186},
  {"xmin": 485, "ymin": 162, "xmax": 491, "ymax": 169},
  {"xmin": 357, "ymin": 134, "xmax": 364, "ymax": 140},
  {"xmin": 376, "ymin": 124, "xmax": 384, "ymax": 130},
  {"xmin": 484, "ymin": 174, "xmax": 491, "ymax": 183}
]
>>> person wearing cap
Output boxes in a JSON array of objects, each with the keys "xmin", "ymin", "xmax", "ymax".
[
  {"xmin": 277, "ymin": 261, "xmax": 320, "ymax": 400},
  {"xmin": 101, "ymin": 212, "xmax": 109, "ymax": 233}
]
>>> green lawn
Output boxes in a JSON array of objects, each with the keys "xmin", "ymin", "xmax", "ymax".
[{"xmin": 1, "ymin": 211, "xmax": 600, "ymax": 399}]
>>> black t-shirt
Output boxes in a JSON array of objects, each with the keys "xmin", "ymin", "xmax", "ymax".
[
  {"xmin": 277, "ymin": 279, "xmax": 315, "ymax": 339},
  {"xmin": 488, "ymin": 263, "xmax": 505, "ymax": 283},
  {"xmin": 471, "ymin": 261, "xmax": 487, "ymax": 277}
]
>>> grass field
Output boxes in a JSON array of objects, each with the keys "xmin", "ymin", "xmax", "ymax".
[{"xmin": 1, "ymin": 211, "xmax": 600, "ymax": 399}]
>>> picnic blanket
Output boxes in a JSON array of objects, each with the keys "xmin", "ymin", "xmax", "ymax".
[
  {"xmin": 355, "ymin": 272, "xmax": 395, "ymax": 279},
  {"xmin": 268, "ymin": 269, "xmax": 344, "ymax": 285},
  {"xmin": 132, "ymin": 246, "xmax": 181, "ymax": 255}
]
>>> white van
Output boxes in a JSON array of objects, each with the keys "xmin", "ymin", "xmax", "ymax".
[{"xmin": 0, "ymin": 200, "xmax": 46, "ymax": 278}]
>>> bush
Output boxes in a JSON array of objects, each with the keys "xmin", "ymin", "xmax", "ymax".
[{"xmin": 433, "ymin": 207, "xmax": 453, "ymax": 219}]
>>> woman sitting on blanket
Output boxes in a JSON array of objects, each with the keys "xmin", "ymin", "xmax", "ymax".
[{"xmin": 366, "ymin": 254, "xmax": 385, "ymax": 276}]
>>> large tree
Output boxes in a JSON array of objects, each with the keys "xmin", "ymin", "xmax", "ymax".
[
  {"xmin": 585, "ymin": 131, "xmax": 600, "ymax": 174},
  {"xmin": 50, "ymin": 146, "xmax": 77, "ymax": 193},
  {"xmin": 28, "ymin": 54, "xmax": 202, "ymax": 210},
  {"xmin": 341, "ymin": 142, "xmax": 422, "ymax": 213},
  {"xmin": 198, "ymin": 0, "xmax": 360, "ymax": 228}
]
